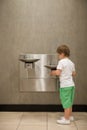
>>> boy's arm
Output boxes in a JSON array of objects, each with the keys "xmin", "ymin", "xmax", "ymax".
[
  {"xmin": 72, "ymin": 71, "xmax": 76, "ymax": 76},
  {"xmin": 51, "ymin": 69, "xmax": 61, "ymax": 76}
]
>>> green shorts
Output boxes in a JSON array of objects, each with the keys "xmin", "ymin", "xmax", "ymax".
[{"xmin": 60, "ymin": 86, "xmax": 75, "ymax": 109}]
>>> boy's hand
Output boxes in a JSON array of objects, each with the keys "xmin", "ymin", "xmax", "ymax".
[{"xmin": 50, "ymin": 70, "xmax": 55, "ymax": 76}]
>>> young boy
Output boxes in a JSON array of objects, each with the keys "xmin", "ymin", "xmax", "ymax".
[{"xmin": 51, "ymin": 45, "xmax": 76, "ymax": 125}]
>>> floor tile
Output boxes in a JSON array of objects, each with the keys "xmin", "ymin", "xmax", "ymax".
[
  {"xmin": 0, "ymin": 125, "xmax": 17, "ymax": 130},
  {"xmin": 0, "ymin": 118, "xmax": 20, "ymax": 125},
  {"xmin": 77, "ymin": 126, "xmax": 87, "ymax": 130},
  {"xmin": 20, "ymin": 112, "xmax": 47, "ymax": 125},
  {"xmin": 48, "ymin": 125, "xmax": 77, "ymax": 130},
  {"xmin": 73, "ymin": 112, "xmax": 87, "ymax": 127},
  {"xmin": 75, "ymin": 119, "xmax": 87, "ymax": 126},
  {"xmin": 0, "ymin": 112, "xmax": 22, "ymax": 125},
  {"xmin": 18, "ymin": 125, "xmax": 46, "ymax": 130},
  {"xmin": 0, "ymin": 112, "xmax": 23, "ymax": 119},
  {"xmin": 47, "ymin": 112, "xmax": 62, "ymax": 124},
  {"xmin": 22, "ymin": 112, "xmax": 47, "ymax": 116},
  {"xmin": 73, "ymin": 112, "xmax": 87, "ymax": 120}
]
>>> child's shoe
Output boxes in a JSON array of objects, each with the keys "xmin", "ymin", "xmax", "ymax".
[
  {"xmin": 61, "ymin": 116, "xmax": 74, "ymax": 121},
  {"xmin": 57, "ymin": 117, "xmax": 70, "ymax": 125}
]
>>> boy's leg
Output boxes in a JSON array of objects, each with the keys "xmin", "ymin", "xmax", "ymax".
[
  {"xmin": 64, "ymin": 107, "xmax": 72, "ymax": 119},
  {"xmin": 57, "ymin": 107, "xmax": 71, "ymax": 124},
  {"xmin": 70, "ymin": 107, "xmax": 72, "ymax": 116}
]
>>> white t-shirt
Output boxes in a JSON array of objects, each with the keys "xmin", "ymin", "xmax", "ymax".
[{"xmin": 57, "ymin": 58, "xmax": 75, "ymax": 88}]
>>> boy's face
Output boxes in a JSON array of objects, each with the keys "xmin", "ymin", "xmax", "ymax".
[{"xmin": 58, "ymin": 53, "xmax": 65, "ymax": 59}]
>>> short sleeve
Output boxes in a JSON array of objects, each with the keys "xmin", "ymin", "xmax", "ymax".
[{"xmin": 57, "ymin": 61, "xmax": 63, "ymax": 70}]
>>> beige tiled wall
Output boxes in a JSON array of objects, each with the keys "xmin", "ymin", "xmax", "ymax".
[{"xmin": 0, "ymin": 0, "xmax": 87, "ymax": 104}]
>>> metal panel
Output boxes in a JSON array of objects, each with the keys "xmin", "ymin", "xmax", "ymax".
[
  {"xmin": 20, "ymin": 78, "xmax": 57, "ymax": 92},
  {"xmin": 19, "ymin": 54, "xmax": 59, "ymax": 92}
]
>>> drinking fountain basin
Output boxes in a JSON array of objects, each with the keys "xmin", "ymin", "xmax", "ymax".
[
  {"xmin": 44, "ymin": 65, "xmax": 57, "ymax": 70},
  {"xmin": 19, "ymin": 57, "xmax": 40, "ymax": 68},
  {"xmin": 19, "ymin": 58, "xmax": 40, "ymax": 63}
]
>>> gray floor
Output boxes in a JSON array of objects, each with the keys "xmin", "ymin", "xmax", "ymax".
[{"xmin": 0, "ymin": 112, "xmax": 87, "ymax": 130}]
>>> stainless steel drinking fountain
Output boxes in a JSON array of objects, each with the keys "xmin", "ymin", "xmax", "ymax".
[{"xmin": 19, "ymin": 54, "xmax": 59, "ymax": 92}]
